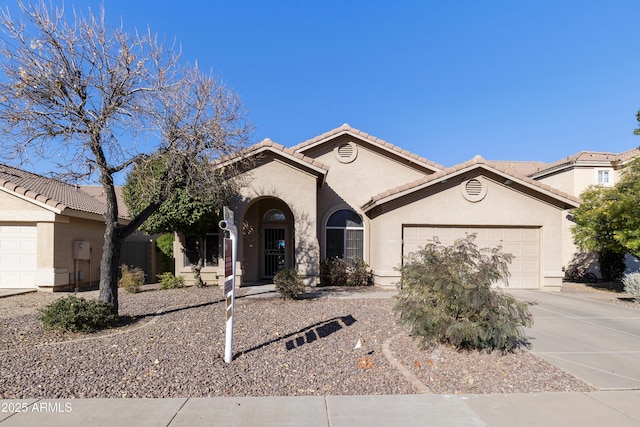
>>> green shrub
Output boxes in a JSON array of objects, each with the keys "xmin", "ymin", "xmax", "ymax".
[
  {"xmin": 320, "ymin": 257, "xmax": 348, "ymax": 286},
  {"xmin": 39, "ymin": 296, "xmax": 118, "ymax": 333},
  {"xmin": 274, "ymin": 268, "xmax": 305, "ymax": 300},
  {"xmin": 623, "ymin": 272, "xmax": 640, "ymax": 301},
  {"xmin": 394, "ymin": 234, "xmax": 533, "ymax": 352},
  {"xmin": 157, "ymin": 272, "xmax": 186, "ymax": 290},
  {"xmin": 118, "ymin": 264, "xmax": 145, "ymax": 294},
  {"xmin": 320, "ymin": 257, "xmax": 372, "ymax": 286}
]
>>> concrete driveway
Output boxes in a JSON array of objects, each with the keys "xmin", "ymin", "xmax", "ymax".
[{"xmin": 510, "ymin": 290, "xmax": 640, "ymax": 390}]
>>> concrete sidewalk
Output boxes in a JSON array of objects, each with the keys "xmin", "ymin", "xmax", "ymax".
[{"xmin": 1, "ymin": 392, "xmax": 640, "ymax": 426}]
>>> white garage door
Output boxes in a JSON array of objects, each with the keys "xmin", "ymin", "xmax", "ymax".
[
  {"xmin": 0, "ymin": 225, "xmax": 37, "ymax": 288},
  {"xmin": 403, "ymin": 226, "xmax": 540, "ymax": 289}
]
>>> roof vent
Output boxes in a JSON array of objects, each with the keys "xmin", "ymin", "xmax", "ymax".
[
  {"xmin": 465, "ymin": 179, "xmax": 482, "ymax": 196},
  {"xmin": 334, "ymin": 141, "xmax": 357, "ymax": 163},
  {"xmin": 461, "ymin": 177, "xmax": 487, "ymax": 202}
]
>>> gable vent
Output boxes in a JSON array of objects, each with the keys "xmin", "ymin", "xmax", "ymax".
[
  {"xmin": 338, "ymin": 143, "xmax": 354, "ymax": 158},
  {"xmin": 465, "ymin": 179, "xmax": 482, "ymax": 196},
  {"xmin": 334, "ymin": 141, "xmax": 357, "ymax": 163},
  {"xmin": 460, "ymin": 177, "xmax": 487, "ymax": 202}
]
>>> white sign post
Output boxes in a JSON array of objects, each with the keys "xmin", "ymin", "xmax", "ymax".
[{"xmin": 219, "ymin": 207, "xmax": 237, "ymax": 363}]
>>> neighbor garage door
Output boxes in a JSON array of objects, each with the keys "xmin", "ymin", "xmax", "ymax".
[
  {"xmin": 402, "ymin": 226, "xmax": 540, "ymax": 289},
  {"xmin": 0, "ymin": 225, "xmax": 37, "ymax": 288}
]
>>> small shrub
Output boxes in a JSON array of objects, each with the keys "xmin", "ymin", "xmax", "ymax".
[
  {"xmin": 320, "ymin": 257, "xmax": 372, "ymax": 286},
  {"xmin": 395, "ymin": 234, "xmax": 533, "ymax": 352},
  {"xmin": 39, "ymin": 296, "xmax": 118, "ymax": 333},
  {"xmin": 623, "ymin": 272, "xmax": 640, "ymax": 301},
  {"xmin": 345, "ymin": 257, "xmax": 373, "ymax": 286},
  {"xmin": 118, "ymin": 265, "xmax": 145, "ymax": 294},
  {"xmin": 320, "ymin": 257, "xmax": 348, "ymax": 286},
  {"xmin": 157, "ymin": 272, "xmax": 186, "ymax": 290},
  {"xmin": 274, "ymin": 268, "xmax": 305, "ymax": 300}
]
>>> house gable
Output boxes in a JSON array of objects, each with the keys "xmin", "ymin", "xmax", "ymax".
[
  {"xmin": 292, "ymin": 123, "xmax": 443, "ymax": 175},
  {"xmin": 363, "ymin": 155, "xmax": 580, "ymax": 217}
]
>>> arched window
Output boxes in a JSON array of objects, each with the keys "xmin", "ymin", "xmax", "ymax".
[
  {"xmin": 326, "ymin": 209, "xmax": 364, "ymax": 260},
  {"xmin": 263, "ymin": 209, "xmax": 286, "ymax": 222}
]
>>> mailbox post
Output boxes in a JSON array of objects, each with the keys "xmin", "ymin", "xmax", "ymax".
[{"xmin": 219, "ymin": 207, "xmax": 237, "ymax": 363}]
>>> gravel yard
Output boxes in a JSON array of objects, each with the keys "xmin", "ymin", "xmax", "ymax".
[{"xmin": 0, "ymin": 285, "xmax": 601, "ymax": 398}]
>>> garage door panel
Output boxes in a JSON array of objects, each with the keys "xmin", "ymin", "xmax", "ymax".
[
  {"xmin": 0, "ymin": 225, "xmax": 38, "ymax": 288},
  {"xmin": 403, "ymin": 226, "xmax": 540, "ymax": 289}
]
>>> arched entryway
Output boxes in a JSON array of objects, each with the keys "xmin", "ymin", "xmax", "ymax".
[{"xmin": 242, "ymin": 198, "xmax": 294, "ymax": 282}]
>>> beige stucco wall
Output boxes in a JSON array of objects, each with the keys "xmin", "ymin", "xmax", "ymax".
[
  {"xmin": 366, "ymin": 172, "xmax": 567, "ymax": 290},
  {"xmin": 0, "ymin": 189, "xmax": 107, "ymax": 290},
  {"xmin": 304, "ymin": 135, "xmax": 433, "ymax": 211},
  {"xmin": 301, "ymin": 136, "xmax": 436, "ymax": 262},
  {"xmin": 53, "ymin": 216, "xmax": 106, "ymax": 289},
  {"xmin": 231, "ymin": 157, "xmax": 320, "ymax": 285}
]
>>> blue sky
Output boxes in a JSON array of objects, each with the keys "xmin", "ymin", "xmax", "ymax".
[{"xmin": 15, "ymin": 1, "xmax": 640, "ymax": 168}]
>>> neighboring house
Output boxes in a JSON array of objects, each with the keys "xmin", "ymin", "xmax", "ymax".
[
  {"xmin": 0, "ymin": 165, "xmax": 161, "ymax": 290},
  {"xmin": 528, "ymin": 148, "xmax": 640, "ymax": 275},
  {"xmin": 176, "ymin": 124, "xmax": 614, "ymax": 291}
]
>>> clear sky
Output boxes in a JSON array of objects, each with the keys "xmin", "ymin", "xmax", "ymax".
[{"xmin": 15, "ymin": 1, "xmax": 640, "ymax": 168}]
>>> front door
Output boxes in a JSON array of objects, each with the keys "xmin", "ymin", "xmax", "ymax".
[{"xmin": 263, "ymin": 227, "xmax": 286, "ymax": 277}]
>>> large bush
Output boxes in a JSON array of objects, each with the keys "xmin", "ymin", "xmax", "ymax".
[
  {"xmin": 394, "ymin": 234, "xmax": 533, "ymax": 352},
  {"xmin": 39, "ymin": 296, "xmax": 119, "ymax": 333},
  {"xmin": 320, "ymin": 257, "xmax": 372, "ymax": 286}
]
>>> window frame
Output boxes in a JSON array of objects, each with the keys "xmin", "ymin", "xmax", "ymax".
[
  {"xmin": 325, "ymin": 209, "xmax": 365, "ymax": 260},
  {"xmin": 596, "ymin": 169, "xmax": 611, "ymax": 186},
  {"xmin": 183, "ymin": 231, "xmax": 221, "ymax": 268}
]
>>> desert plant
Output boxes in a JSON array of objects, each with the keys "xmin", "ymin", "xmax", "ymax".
[
  {"xmin": 395, "ymin": 234, "xmax": 533, "ymax": 352},
  {"xmin": 157, "ymin": 272, "xmax": 186, "ymax": 290},
  {"xmin": 274, "ymin": 268, "xmax": 305, "ymax": 300},
  {"xmin": 39, "ymin": 296, "xmax": 119, "ymax": 333},
  {"xmin": 345, "ymin": 257, "xmax": 373, "ymax": 286},
  {"xmin": 320, "ymin": 257, "xmax": 372, "ymax": 286},
  {"xmin": 118, "ymin": 265, "xmax": 145, "ymax": 294},
  {"xmin": 623, "ymin": 272, "xmax": 640, "ymax": 301}
]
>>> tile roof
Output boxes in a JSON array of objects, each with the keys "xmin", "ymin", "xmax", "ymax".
[
  {"xmin": 80, "ymin": 186, "xmax": 129, "ymax": 218},
  {"xmin": 529, "ymin": 149, "xmax": 640, "ymax": 177},
  {"xmin": 616, "ymin": 147, "xmax": 640, "ymax": 163},
  {"xmin": 253, "ymin": 138, "xmax": 330, "ymax": 171},
  {"xmin": 485, "ymin": 160, "xmax": 549, "ymax": 177},
  {"xmin": 0, "ymin": 163, "xmax": 109, "ymax": 217},
  {"xmin": 217, "ymin": 137, "xmax": 330, "ymax": 176},
  {"xmin": 291, "ymin": 123, "xmax": 444, "ymax": 172},
  {"xmin": 363, "ymin": 155, "xmax": 580, "ymax": 212}
]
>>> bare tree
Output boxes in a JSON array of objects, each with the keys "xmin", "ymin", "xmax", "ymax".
[{"xmin": 0, "ymin": 2, "xmax": 251, "ymax": 313}]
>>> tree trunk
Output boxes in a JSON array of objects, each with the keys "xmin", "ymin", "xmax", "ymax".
[
  {"xmin": 192, "ymin": 236, "xmax": 206, "ymax": 287},
  {"xmin": 99, "ymin": 222, "xmax": 123, "ymax": 313},
  {"xmin": 98, "ymin": 176, "xmax": 123, "ymax": 314}
]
